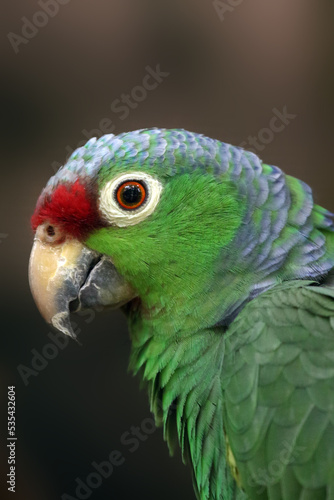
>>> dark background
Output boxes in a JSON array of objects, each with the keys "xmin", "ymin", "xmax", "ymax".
[{"xmin": 2, "ymin": 1, "xmax": 334, "ymax": 499}]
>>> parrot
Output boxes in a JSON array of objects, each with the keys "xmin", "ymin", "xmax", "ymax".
[{"xmin": 29, "ymin": 128, "xmax": 334, "ymax": 500}]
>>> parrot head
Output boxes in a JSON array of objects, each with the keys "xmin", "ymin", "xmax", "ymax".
[
  {"xmin": 29, "ymin": 128, "xmax": 334, "ymax": 341},
  {"xmin": 29, "ymin": 129, "xmax": 246, "ymax": 339}
]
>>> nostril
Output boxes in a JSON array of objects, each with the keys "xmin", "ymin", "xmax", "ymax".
[
  {"xmin": 36, "ymin": 222, "xmax": 65, "ymax": 244},
  {"xmin": 46, "ymin": 225, "xmax": 56, "ymax": 237}
]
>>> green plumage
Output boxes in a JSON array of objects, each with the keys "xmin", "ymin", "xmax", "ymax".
[
  {"xmin": 35, "ymin": 129, "xmax": 334, "ymax": 499},
  {"xmin": 223, "ymin": 282, "xmax": 334, "ymax": 499}
]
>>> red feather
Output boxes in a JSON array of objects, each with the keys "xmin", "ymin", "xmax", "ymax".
[{"xmin": 31, "ymin": 180, "xmax": 104, "ymax": 239}]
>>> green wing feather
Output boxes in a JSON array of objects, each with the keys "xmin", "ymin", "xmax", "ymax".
[{"xmin": 223, "ymin": 281, "xmax": 334, "ymax": 500}]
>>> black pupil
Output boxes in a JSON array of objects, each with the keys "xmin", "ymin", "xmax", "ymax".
[{"xmin": 121, "ymin": 184, "xmax": 143, "ymax": 206}]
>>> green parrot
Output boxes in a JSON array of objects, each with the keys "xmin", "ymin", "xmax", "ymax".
[{"xmin": 29, "ymin": 128, "xmax": 334, "ymax": 499}]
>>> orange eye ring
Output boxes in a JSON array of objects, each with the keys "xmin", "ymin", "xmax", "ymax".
[{"xmin": 116, "ymin": 181, "xmax": 147, "ymax": 210}]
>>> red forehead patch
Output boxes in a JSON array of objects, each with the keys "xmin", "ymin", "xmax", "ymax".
[{"xmin": 31, "ymin": 179, "xmax": 104, "ymax": 239}]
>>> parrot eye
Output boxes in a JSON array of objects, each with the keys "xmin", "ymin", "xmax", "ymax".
[
  {"xmin": 116, "ymin": 181, "xmax": 147, "ymax": 210},
  {"xmin": 99, "ymin": 172, "xmax": 163, "ymax": 227}
]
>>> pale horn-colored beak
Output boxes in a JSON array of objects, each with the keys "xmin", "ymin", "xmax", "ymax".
[{"xmin": 29, "ymin": 223, "xmax": 135, "ymax": 339}]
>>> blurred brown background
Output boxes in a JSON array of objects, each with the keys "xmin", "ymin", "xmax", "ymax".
[{"xmin": 2, "ymin": 1, "xmax": 334, "ymax": 499}]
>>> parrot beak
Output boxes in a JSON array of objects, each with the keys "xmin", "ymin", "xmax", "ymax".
[{"xmin": 29, "ymin": 225, "xmax": 135, "ymax": 339}]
